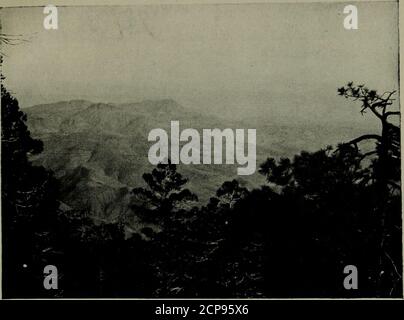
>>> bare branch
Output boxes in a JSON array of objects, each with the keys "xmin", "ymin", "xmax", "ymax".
[
  {"xmin": 347, "ymin": 134, "xmax": 382, "ymax": 145},
  {"xmin": 367, "ymin": 103, "xmax": 384, "ymax": 120},
  {"xmin": 384, "ymin": 111, "xmax": 400, "ymax": 118},
  {"xmin": 380, "ymin": 91, "xmax": 397, "ymax": 101}
]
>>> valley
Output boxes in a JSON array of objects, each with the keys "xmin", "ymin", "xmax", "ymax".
[{"xmin": 24, "ymin": 99, "xmax": 377, "ymax": 221}]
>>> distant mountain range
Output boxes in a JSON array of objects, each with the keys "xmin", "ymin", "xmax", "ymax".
[{"xmin": 24, "ymin": 99, "xmax": 376, "ymax": 221}]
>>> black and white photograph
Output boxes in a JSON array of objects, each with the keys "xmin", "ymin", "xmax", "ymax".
[{"xmin": 0, "ymin": 0, "xmax": 402, "ymax": 300}]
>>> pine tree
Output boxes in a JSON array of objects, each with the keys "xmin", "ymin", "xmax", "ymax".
[
  {"xmin": 1, "ymin": 81, "xmax": 59, "ymax": 297},
  {"xmin": 129, "ymin": 161, "xmax": 197, "ymax": 225}
]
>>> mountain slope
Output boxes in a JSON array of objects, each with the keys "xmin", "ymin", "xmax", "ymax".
[
  {"xmin": 25, "ymin": 99, "xmax": 376, "ymax": 220},
  {"xmin": 25, "ymin": 99, "xmax": 266, "ymax": 220}
]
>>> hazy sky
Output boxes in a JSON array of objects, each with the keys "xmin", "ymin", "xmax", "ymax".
[{"xmin": 1, "ymin": 2, "xmax": 399, "ymax": 125}]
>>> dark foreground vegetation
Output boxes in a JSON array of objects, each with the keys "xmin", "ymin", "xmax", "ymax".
[{"xmin": 1, "ymin": 79, "xmax": 401, "ymax": 298}]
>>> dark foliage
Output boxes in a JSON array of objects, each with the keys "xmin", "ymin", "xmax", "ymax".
[
  {"xmin": 129, "ymin": 161, "xmax": 198, "ymax": 224},
  {"xmin": 1, "ymin": 82, "xmax": 401, "ymax": 298},
  {"xmin": 1, "ymin": 83, "xmax": 60, "ymax": 297}
]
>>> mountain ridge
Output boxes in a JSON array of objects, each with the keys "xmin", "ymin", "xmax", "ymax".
[{"xmin": 25, "ymin": 98, "xmax": 376, "ymax": 220}]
